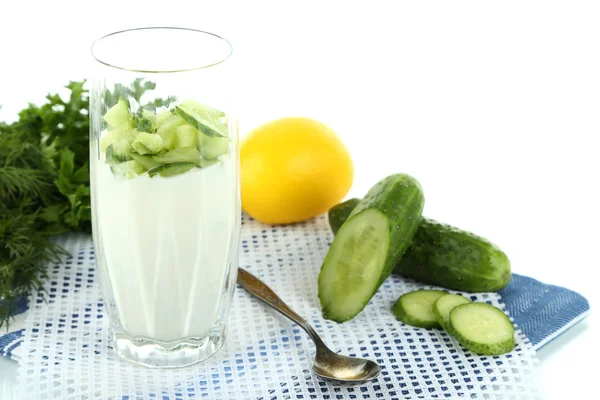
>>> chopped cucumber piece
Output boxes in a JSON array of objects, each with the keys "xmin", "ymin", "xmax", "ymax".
[
  {"xmin": 199, "ymin": 157, "xmax": 220, "ymax": 168},
  {"xmin": 433, "ymin": 294, "xmax": 471, "ymax": 332},
  {"xmin": 175, "ymin": 125, "xmax": 199, "ymax": 148},
  {"xmin": 155, "ymin": 111, "xmax": 172, "ymax": 129},
  {"xmin": 200, "ymin": 134, "xmax": 229, "ymax": 160},
  {"xmin": 449, "ymin": 302, "xmax": 515, "ymax": 355},
  {"xmin": 174, "ymin": 103, "xmax": 227, "ymax": 138},
  {"xmin": 392, "ymin": 290, "xmax": 447, "ymax": 329},
  {"xmin": 178, "ymin": 99, "xmax": 227, "ymax": 131},
  {"xmin": 157, "ymin": 115, "xmax": 186, "ymax": 150},
  {"xmin": 110, "ymin": 160, "xmax": 145, "ymax": 179},
  {"xmin": 132, "ymin": 132, "xmax": 163, "ymax": 155},
  {"xmin": 100, "ymin": 130, "xmax": 119, "ymax": 153},
  {"xmin": 104, "ymin": 98, "xmax": 132, "ymax": 129},
  {"xmin": 130, "ymin": 153, "xmax": 161, "ymax": 170},
  {"xmin": 105, "ymin": 139, "xmax": 132, "ymax": 164},
  {"xmin": 152, "ymin": 147, "xmax": 201, "ymax": 166},
  {"xmin": 148, "ymin": 162, "xmax": 195, "ymax": 178}
]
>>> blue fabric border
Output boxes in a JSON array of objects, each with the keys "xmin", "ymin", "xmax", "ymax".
[{"xmin": 499, "ymin": 274, "xmax": 590, "ymax": 349}]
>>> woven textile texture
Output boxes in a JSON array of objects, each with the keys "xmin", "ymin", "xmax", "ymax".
[{"xmin": 15, "ymin": 215, "xmax": 542, "ymax": 399}]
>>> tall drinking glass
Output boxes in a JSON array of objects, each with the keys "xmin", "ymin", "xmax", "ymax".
[{"xmin": 89, "ymin": 28, "xmax": 240, "ymax": 368}]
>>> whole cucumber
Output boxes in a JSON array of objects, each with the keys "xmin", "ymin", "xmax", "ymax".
[
  {"xmin": 328, "ymin": 200, "xmax": 511, "ymax": 292},
  {"xmin": 318, "ymin": 174, "xmax": 425, "ymax": 322}
]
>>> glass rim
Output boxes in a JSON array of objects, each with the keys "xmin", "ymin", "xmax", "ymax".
[{"xmin": 90, "ymin": 27, "xmax": 233, "ymax": 73}]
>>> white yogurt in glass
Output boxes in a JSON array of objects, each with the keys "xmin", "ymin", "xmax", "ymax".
[{"xmin": 92, "ymin": 156, "xmax": 237, "ymax": 342}]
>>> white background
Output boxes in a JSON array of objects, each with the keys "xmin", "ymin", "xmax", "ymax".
[{"xmin": 1, "ymin": 0, "xmax": 598, "ymax": 398}]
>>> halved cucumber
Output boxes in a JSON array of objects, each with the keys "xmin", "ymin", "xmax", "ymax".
[
  {"xmin": 449, "ymin": 302, "xmax": 515, "ymax": 355},
  {"xmin": 392, "ymin": 290, "xmax": 447, "ymax": 328},
  {"xmin": 319, "ymin": 209, "xmax": 390, "ymax": 321},
  {"xmin": 433, "ymin": 294, "xmax": 471, "ymax": 331},
  {"xmin": 318, "ymin": 174, "xmax": 425, "ymax": 322}
]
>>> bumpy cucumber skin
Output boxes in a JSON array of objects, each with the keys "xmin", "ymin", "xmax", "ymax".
[
  {"xmin": 319, "ymin": 174, "xmax": 424, "ymax": 322},
  {"xmin": 328, "ymin": 198, "xmax": 360, "ymax": 235},
  {"xmin": 328, "ymin": 202, "xmax": 511, "ymax": 292},
  {"xmin": 397, "ymin": 218, "xmax": 511, "ymax": 292},
  {"xmin": 392, "ymin": 290, "xmax": 446, "ymax": 329},
  {"xmin": 433, "ymin": 293, "xmax": 471, "ymax": 332},
  {"xmin": 449, "ymin": 303, "xmax": 516, "ymax": 355}
]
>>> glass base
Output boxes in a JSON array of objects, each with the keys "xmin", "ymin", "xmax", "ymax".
[{"xmin": 111, "ymin": 325, "xmax": 226, "ymax": 368}]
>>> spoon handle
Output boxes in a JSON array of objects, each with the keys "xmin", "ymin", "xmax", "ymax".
[{"xmin": 237, "ymin": 267, "xmax": 326, "ymax": 348}]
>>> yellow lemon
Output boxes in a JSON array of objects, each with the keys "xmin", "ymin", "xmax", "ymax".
[{"xmin": 240, "ymin": 117, "xmax": 354, "ymax": 225}]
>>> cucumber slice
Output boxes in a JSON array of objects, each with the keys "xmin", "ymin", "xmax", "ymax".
[
  {"xmin": 175, "ymin": 125, "xmax": 199, "ymax": 148},
  {"xmin": 132, "ymin": 132, "xmax": 163, "ymax": 155},
  {"xmin": 105, "ymin": 139, "xmax": 132, "ymax": 164},
  {"xmin": 110, "ymin": 160, "xmax": 145, "ymax": 179},
  {"xmin": 200, "ymin": 134, "xmax": 229, "ymax": 160},
  {"xmin": 130, "ymin": 153, "xmax": 161, "ymax": 171},
  {"xmin": 392, "ymin": 290, "xmax": 447, "ymax": 329},
  {"xmin": 174, "ymin": 102, "xmax": 227, "ymax": 138},
  {"xmin": 433, "ymin": 294, "xmax": 471, "ymax": 331},
  {"xmin": 152, "ymin": 147, "xmax": 201, "ymax": 166},
  {"xmin": 104, "ymin": 98, "xmax": 132, "ymax": 129},
  {"xmin": 148, "ymin": 162, "xmax": 195, "ymax": 178},
  {"xmin": 449, "ymin": 302, "xmax": 515, "ymax": 355}
]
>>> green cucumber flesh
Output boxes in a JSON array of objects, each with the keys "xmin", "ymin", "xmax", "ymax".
[
  {"xmin": 132, "ymin": 132, "xmax": 163, "ymax": 155},
  {"xmin": 130, "ymin": 153, "xmax": 161, "ymax": 171},
  {"xmin": 318, "ymin": 174, "xmax": 424, "ymax": 322},
  {"xmin": 152, "ymin": 147, "xmax": 202, "ymax": 166},
  {"xmin": 319, "ymin": 209, "xmax": 390, "ymax": 322},
  {"xmin": 449, "ymin": 302, "xmax": 515, "ymax": 355},
  {"xmin": 178, "ymin": 99, "xmax": 227, "ymax": 131},
  {"xmin": 157, "ymin": 114, "xmax": 186, "ymax": 150},
  {"xmin": 174, "ymin": 104, "xmax": 226, "ymax": 138},
  {"xmin": 175, "ymin": 125, "xmax": 199, "ymax": 148},
  {"xmin": 103, "ymin": 98, "xmax": 132, "ymax": 129},
  {"xmin": 200, "ymin": 135, "xmax": 229, "ymax": 160},
  {"xmin": 433, "ymin": 294, "xmax": 471, "ymax": 331},
  {"xmin": 105, "ymin": 139, "xmax": 132, "ymax": 164},
  {"xmin": 110, "ymin": 160, "xmax": 145, "ymax": 179},
  {"xmin": 148, "ymin": 162, "xmax": 195, "ymax": 178},
  {"xmin": 392, "ymin": 290, "xmax": 446, "ymax": 329},
  {"xmin": 328, "ymin": 198, "xmax": 360, "ymax": 235}
]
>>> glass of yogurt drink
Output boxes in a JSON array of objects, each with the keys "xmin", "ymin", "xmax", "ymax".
[{"xmin": 89, "ymin": 28, "xmax": 240, "ymax": 368}]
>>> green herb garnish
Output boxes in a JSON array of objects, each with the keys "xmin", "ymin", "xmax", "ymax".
[{"xmin": 0, "ymin": 79, "xmax": 163, "ymax": 327}]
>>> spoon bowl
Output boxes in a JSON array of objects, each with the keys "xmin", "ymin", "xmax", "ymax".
[
  {"xmin": 236, "ymin": 267, "xmax": 381, "ymax": 384},
  {"xmin": 313, "ymin": 349, "xmax": 381, "ymax": 383}
]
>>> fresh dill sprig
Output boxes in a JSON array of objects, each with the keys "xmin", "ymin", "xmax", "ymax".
[{"xmin": 0, "ymin": 79, "xmax": 163, "ymax": 327}]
